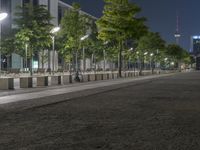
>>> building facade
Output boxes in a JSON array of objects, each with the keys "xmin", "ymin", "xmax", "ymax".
[
  {"xmin": 0, "ymin": 0, "xmax": 100, "ymax": 71},
  {"xmin": 0, "ymin": 0, "xmax": 58, "ymax": 70},
  {"xmin": 190, "ymin": 36, "xmax": 200, "ymax": 70}
]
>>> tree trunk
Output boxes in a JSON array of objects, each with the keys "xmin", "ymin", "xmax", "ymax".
[
  {"xmin": 30, "ymin": 53, "xmax": 33, "ymax": 76},
  {"xmin": 139, "ymin": 57, "xmax": 143, "ymax": 76},
  {"xmin": 118, "ymin": 40, "xmax": 122, "ymax": 78}
]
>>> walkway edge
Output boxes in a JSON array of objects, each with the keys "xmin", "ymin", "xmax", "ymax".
[{"xmin": 0, "ymin": 73, "xmax": 176, "ymax": 111}]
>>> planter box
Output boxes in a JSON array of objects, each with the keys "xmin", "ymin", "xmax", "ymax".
[
  {"xmin": 121, "ymin": 72, "xmax": 126, "ymax": 78},
  {"xmin": 109, "ymin": 73, "xmax": 113, "ymax": 79},
  {"xmin": 89, "ymin": 74, "xmax": 96, "ymax": 81},
  {"xmin": 51, "ymin": 76, "xmax": 61, "ymax": 85},
  {"xmin": 82, "ymin": 74, "xmax": 89, "ymax": 82},
  {"xmin": 37, "ymin": 76, "xmax": 48, "ymax": 86},
  {"xmin": 20, "ymin": 77, "xmax": 33, "ymax": 88},
  {"xmin": 96, "ymin": 74, "xmax": 103, "ymax": 80},
  {"xmin": 0, "ymin": 78, "xmax": 14, "ymax": 90},
  {"xmin": 63, "ymin": 75, "xmax": 72, "ymax": 84},
  {"xmin": 113, "ymin": 73, "xmax": 118, "ymax": 79},
  {"xmin": 102, "ymin": 74, "xmax": 108, "ymax": 80}
]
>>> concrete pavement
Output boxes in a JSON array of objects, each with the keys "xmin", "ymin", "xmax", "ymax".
[
  {"xmin": 0, "ymin": 73, "xmax": 175, "ymax": 110},
  {"xmin": 0, "ymin": 71, "xmax": 199, "ymax": 149}
]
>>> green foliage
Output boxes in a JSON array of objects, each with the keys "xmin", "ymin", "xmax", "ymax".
[
  {"xmin": 96, "ymin": 0, "xmax": 147, "ymax": 42},
  {"xmin": 58, "ymin": 2, "xmax": 89, "ymax": 62},
  {"xmin": 1, "ymin": 36, "xmax": 16, "ymax": 56},
  {"xmin": 166, "ymin": 44, "xmax": 186, "ymax": 60},
  {"xmin": 14, "ymin": 3, "xmax": 53, "ymax": 55},
  {"xmin": 136, "ymin": 32, "xmax": 166, "ymax": 62},
  {"xmin": 96, "ymin": 0, "xmax": 147, "ymax": 76}
]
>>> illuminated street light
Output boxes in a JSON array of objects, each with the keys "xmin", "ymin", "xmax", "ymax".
[
  {"xmin": 0, "ymin": 12, "xmax": 7, "ymax": 77},
  {"xmin": 150, "ymin": 53, "xmax": 154, "ymax": 70},
  {"xmin": 80, "ymin": 34, "xmax": 89, "ymax": 41},
  {"xmin": 0, "ymin": 12, "xmax": 8, "ymax": 21},
  {"xmin": 129, "ymin": 47, "xmax": 133, "ymax": 51},
  {"xmin": 51, "ymin": 26, "xmax": 60, "ymax": 74},
  {"xmin": 80, "ymin": 34, "xmax": 89, "ymax": 72},
  {"xmin": 25, "ymin": 43, "xmax": 28, "ymax": 70},
  {"xmin": 50, "ymin": 26, "xmax": 60, "ymax": 34}
]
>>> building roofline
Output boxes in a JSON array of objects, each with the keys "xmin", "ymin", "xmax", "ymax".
[{"xmin": 58, "ymin": 0, "xmax": 98, "ymax": 20}]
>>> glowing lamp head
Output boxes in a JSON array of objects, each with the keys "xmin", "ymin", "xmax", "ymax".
[
  {"xmin": 50, "ymin": 26, "xmax": 60, "ymax": 34},
  {"xmin": 0, "ymin": 12, "xmax": 8, "ymax": 21},
  {"xmin": 81, "ymin": 34, "xmax": 89, "ymax": 41}
]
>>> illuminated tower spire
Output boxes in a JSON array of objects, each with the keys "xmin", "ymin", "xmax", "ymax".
[{"xmin": 174, "ymin": 13, "xmax": 181, "ymax": 44}]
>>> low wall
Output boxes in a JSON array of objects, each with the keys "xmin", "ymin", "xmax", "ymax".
[{"xmin": 1, "ymin": 70, "xmax": 178, "ymax": 90}]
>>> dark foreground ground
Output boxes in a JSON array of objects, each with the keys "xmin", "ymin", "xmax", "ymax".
[{"xmin": 0, "ymin": 72, "xmax": 200, "ymax": 150}]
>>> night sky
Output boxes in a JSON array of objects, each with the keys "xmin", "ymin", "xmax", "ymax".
[{"xmin": 63, "ymin": 0, "xmax": 200, "ymax": 51}]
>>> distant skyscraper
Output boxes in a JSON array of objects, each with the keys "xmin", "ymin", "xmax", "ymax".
[
  {"xmin": 190, "ymin": 36, "xmax": 200, "ymax": 70},
  {"xmin": 190, "ymin": 36, "xmax": 200, "ymax": 55},
  {"xmin": 174, "ymin": 14, "xmax": 181, "ymax": 44}
]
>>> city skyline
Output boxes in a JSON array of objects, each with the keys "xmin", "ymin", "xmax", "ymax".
[{"xmin": 63, "ymin": 0, "xmax": 200, "ymax": 51}]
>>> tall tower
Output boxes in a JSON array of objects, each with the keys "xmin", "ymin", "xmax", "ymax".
[{"xmin": 174, "ymin": 14, "xmax": 181, "ymax": 44}]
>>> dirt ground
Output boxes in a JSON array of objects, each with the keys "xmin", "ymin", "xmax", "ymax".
[{"xmin": 0, "ymin": 72, "xmax": 200, "ymax": 150}]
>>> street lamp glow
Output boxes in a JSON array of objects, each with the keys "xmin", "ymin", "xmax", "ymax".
[
  {"xmin": 50, "ymin": 26, "xmax": 60, "ymax": 34},
  {"xmin": 129, "ymin": 47, "xmax": 133, "ymax": 51},
  {"xmin": 0, "ymin": 12, "xmax": 7, "ymax": 77},
  {"xmin": 50, "ymin": 26, "xmax": 60, "ymax": 74},
  {"xmin": 80, "ymin": 34, "xmax": 89, "ymax": 41},
  {"xmin": 0, "ymin": 12, "xmax": 8, "ymax": 21}
]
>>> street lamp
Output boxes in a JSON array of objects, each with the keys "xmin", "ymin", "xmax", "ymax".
[
  {"xmin": 0, "ymin": 13, "xmax": 8, "ymax": 21},
  {"xmin": 50, "ymin": 26, "xmax": 60, "ymax": 74},
  {"xmin": 103, "ymin": 41, "xmax": 109, "ymax": 72},
  {"xmin": 80, "ymin": 34, "xmax": 89, "ymax": 72},
  {"xmin": 144, "ymin": 52, "xmax": 148, "ymax": 70},
  {"xmin": 25, "ymin": 43, "xmax": 28, "ymax": 71},
  {"xmin": 0, "ymin": 12, "xmax": 8, "ymax": 77},
  {"xmin": 150, "ymin": 53, "xmax": 154, "ymax": 70}
]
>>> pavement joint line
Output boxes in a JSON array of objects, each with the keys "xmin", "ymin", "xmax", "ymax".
[{"xmin": 0, "ymin": 73, "xmax": 175, "ymax": 105}]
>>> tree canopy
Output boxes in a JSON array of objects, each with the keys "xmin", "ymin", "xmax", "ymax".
[{"xmin": 96, "ymin": 0, "xmax": 147, "ymax": 76}]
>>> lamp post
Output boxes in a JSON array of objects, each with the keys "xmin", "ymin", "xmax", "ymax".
[
  {"xmin": 150, "ymin": 53, "xmax": 154, "ymax": 70},
  {"xmin": 0, "ymin": 12, "xmax": 8, "ymax": 77},
  {"xmin": 128, "ymin": 48, "xmax": 133, "ymax": 70},
  {"xmin": 50, "ymin": 26, "xmax": 60, "ymax": 74},
  {"xmin": 144, "ymin": 52, "xmax": 148, "ymax": 70},
  {"xmin": 25, "ymin": 43, "xmax": 28, "ymax": 71},
  {"xmin": 80, "ymin": 34, "xmax": 89, "ymax": 72}
]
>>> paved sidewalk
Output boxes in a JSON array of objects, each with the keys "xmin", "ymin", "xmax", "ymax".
[{"xmin": 0, "ymin": 73, "xmax": 175, "ymax": 110}]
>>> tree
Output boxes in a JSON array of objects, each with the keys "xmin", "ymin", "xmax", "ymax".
[
  {"xmin": 14, "ymin": 3, "xmax": 53, "ymax": 74},
  {"xmin": 96, "ymin": 0, "xmax": 147, "ymax": 77},
  {"xmin": 0, "ymin": 35, "xmax": 16, "ymax": 70},
  {"xmin": 166, "ymin": 44, "xmax": 189, "ymax": 71},
  {"xmin": 59, "ymin": 3, "xmax": 89, "ymax": 73},
  {"xmin": 136, "ymin": 32, "xmax": 166, "ymax": 73}
]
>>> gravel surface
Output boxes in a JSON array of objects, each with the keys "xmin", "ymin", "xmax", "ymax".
[{"xmin": 0, "ymin": 72, "xmax": 200, "ymax": 150}]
